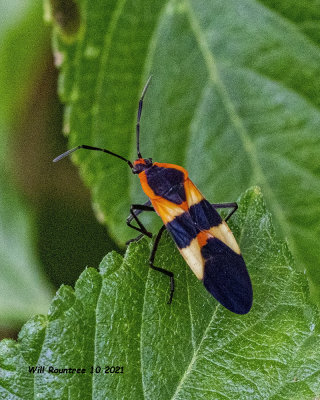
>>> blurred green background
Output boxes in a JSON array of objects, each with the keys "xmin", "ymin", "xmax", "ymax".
[{"xmin": 0, "ymin": 1, "xmax": 118, "ymax": 339}]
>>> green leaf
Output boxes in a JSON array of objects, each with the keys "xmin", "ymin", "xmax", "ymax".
[
  {"xmin": 0, "ymin": 2, "xmax": 52, "ymax": 327},
  {"xmin": 258, "ymin": 0, "xmax": 320, "ymax": 44},
  {"xmin": 1, "ymin": 188, "xmax": 319, "ymax": 399},
  {"xmin": 52, "ymin": 0, "xmax": 320, "ymax": 298}
]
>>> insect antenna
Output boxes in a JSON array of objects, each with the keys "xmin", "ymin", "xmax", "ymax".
[
  {"xmin": 53, "ymin": 144, "xmax": 133, "ymax": 168},
  {"xmin": 136, "ymin": 75, "xmax": 152, "ymax": 159}
]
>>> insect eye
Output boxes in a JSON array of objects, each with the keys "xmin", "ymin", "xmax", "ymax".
[{"xmin": 132, "ymin": 163, "xmax": 144, "ymax": 174}]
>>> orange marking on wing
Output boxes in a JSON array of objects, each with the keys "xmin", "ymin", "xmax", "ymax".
[
  {"xmin": 209, "ymin": 221, "xmax": 241, "ymax": 255},
  {"xmin": 152, "ymin": 198, "xmax": 188, "ymax": 224},
  {"xmin": 185, "ymin": 179, "xmax": 204, "ymax": 207},
  {"xmin": 179, "ymin": 238, "xmax": 204, "ymax": 280},
  {"xmin": 197, "ymin": 231, "xmax": 211, "ymax": 248}
]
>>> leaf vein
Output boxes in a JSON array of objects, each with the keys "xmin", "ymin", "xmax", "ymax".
[
  {"xmin": 184, "ymin": 0, "xmax": 296, "ymax": 255},
  {"xmin": 170, "ymin": 303, "xmax": 220, "ymax": 399}
]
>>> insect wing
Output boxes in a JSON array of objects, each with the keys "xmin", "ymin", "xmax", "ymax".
[
  {"xmin": 186, "ymin": 181, "xmax": 253, "ymax": 314},
  {"xmin": 201, "ymin": 236, "xmax": 252, "ymax": 314}
]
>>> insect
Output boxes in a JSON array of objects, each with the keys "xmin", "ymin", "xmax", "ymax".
[{"xmin": 54, "ymin": 77, "xmax": 253, "ymax": 314}]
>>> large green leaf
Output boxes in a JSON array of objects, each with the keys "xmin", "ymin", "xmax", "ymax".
[
  {"xmin": 0, "ymin": 188, "xmax": 319, "ymax": 399},
  {"xmin": 51, "ymin": 0, "xmax": 320, "ymax": 298}
]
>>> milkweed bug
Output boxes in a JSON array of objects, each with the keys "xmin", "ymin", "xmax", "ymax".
[{"xmin": 54, "ymin": 76, "xmax": 253, "ymax": 314}]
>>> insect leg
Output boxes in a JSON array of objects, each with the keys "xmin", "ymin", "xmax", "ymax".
[
  {"xmin": 126, "ymin": 201, "xmax": 155, "ymax": 241},
  {"xmin": 149, "ymin": 225, "xmax": 175, "ymax": 304},
  {"xmin": 211, "ymin": 202, "xmax": 238, "ymax": 222},
  {"xmin": 126, "ymin": 200, "xmax": 152, "ymax": 223},
  {"xmin": 126, "ymin": 233, "xmax": 145, "ymax": 244}
]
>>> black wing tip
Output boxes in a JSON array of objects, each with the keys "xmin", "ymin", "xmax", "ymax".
[
  {"xmin": 205, "ymin": 278, "xmax": 253, "ymax": 315},
  {"xmin": 226, "ymin": 282, "xmax": 253, "ymax": 315},
  {"xmin": 228, "ymin": 298, "xmax": 253, "ymax": 315},
  {"xmin": 202, "ymin": 237, "xmax": 253, "ymax": 315}
]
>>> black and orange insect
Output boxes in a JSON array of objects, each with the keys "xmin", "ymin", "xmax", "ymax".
[{"xmin": 54, "ymin": 77, "xmax": 253, "ymax": 314}]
